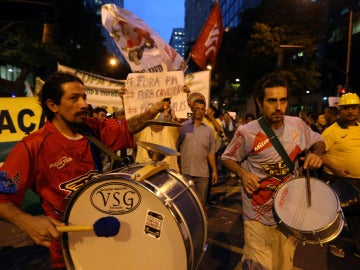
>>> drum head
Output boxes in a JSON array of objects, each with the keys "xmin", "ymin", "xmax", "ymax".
[
  {"xmin": 274, "ymin": 177, "xmax": 340, "ymax": 231},
  {"xmin": 62, "ymin": 176, "xmax": 189, "ymax": 269}
]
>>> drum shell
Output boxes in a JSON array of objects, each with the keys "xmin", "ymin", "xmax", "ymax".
[
  {"xmin": 273, "ymin": 177, "xmax": 344, "ymax": 245},
  {"xmin": 61, "ymin": 164, "xmax": 207, "ymax": 270}
]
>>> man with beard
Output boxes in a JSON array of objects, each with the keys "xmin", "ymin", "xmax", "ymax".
[
  {"xmin": 322, "ymin": 93, "xmax": 360, "ymax": 259},
  {"xmin": 221, "ymin": 72, "xmax": 324, "ymax": 270},
  {"xmin": 0, "ymin": 72, "xmax": 164, "ymax": 269}
]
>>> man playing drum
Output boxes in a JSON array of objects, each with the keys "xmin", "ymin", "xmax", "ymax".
[
  {"xmin": 221, "ymin": 72, "xmax": 324, "ymax": 270},
  {"xmin": 0, "ymin": 72, "xmax": 165, "ymax": 269}
]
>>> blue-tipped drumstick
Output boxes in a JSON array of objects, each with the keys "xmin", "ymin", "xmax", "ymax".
[{"xmin": 57, "ymin": 216, "xmax": 121, "ymax": 237}]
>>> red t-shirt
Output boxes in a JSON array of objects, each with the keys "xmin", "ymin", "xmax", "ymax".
[{"xmin": 0, "ymin": 118, "xmax": 133, "ymax": 268}]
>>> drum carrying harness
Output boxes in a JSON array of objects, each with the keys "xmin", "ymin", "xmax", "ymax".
[{"xmin": 258, "ymin": 117, "xmax": 294, "ymax": 172}]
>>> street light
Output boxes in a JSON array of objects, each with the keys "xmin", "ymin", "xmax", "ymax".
[{"xmin": 109, "ymin": 57, "xmax": 118, "ymax": 67}]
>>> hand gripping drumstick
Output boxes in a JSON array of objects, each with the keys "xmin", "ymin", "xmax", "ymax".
[{"xmin": 56, "ymin": 216, "xmax": 121, "ymax": 237}]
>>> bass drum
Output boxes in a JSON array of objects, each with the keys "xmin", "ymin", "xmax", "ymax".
[{"xmin": 61, "ymin": 164, "xmax": 207, "ymax": 270}]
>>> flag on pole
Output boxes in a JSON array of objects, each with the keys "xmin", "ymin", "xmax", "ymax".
[
  {"xmin": 101, "ymin": 4, "xmax": 186, "ymax": 73},
  {"xmin": 190, "ymin": 2, "xmax": 223, "ymax": 69}
]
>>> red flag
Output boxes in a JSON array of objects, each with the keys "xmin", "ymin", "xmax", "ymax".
[{"xmin": 191, "ymin": 2, "xmax": 223, "ymax": 69}]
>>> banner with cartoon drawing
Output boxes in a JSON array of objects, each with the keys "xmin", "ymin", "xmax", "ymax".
[{"xmin": 101, "ymin": 4, "xmax": 185, "ymax": 73}]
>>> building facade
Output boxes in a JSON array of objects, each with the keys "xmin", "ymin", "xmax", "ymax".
[{"xmin": 169, "ymin": 28, "xmax": 186, "ymax": 58}]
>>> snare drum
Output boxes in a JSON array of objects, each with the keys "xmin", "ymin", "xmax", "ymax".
[
  {"xmin": 273, "ymin": 177, "xmax": 344, "ymax": 245},
  {"xmin": 61, "ymin": 164, "xmax": 207, "ymax": 270}
]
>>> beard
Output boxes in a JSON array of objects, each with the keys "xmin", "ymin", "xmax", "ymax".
[{"xmin": 61, "ymin": 111, "xmax": 88, "ymax": 133}]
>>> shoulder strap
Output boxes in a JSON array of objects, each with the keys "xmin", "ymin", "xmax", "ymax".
[
  {"xmin": 258, "ymin": 117, "xmax": 294, "ymax": 172},
  {"xmin": 86, "ymin": 135, "xmax": 125, "ymax": 171},
  {"xmin": 78, "ymin": 125, "xmax": 124, "ymax": 172}
]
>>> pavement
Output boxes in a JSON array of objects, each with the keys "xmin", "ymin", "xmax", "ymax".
[{"xmin": 1, "ymin": 176, "xmax": 360, "ymax": 269}]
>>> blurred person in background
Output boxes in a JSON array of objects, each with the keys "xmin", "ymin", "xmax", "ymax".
[
  {"xmin": 177, "ymin": 98, "xmax": 218, "ymax": 204},
  {"xmin": 92, "ymin": 107, "xmax": 108, "ymax": 120},
  {"xmin": 324, "ymin": 106, "xmax": 339, "ymax": 129}
]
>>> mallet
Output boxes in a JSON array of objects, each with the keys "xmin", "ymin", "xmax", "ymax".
[{"xmin": 57, "ymin": 216, "xmax": 121, "ymax": 237}]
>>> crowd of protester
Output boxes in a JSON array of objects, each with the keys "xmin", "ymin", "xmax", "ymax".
[{"xmin": 1, "ymin": 71, "xmax": 360, "ymax": 270}]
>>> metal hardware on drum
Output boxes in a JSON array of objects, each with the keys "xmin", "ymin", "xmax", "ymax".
[
  {"xmin": 145, "ymin": 119, "xmax": 182, "ymax": 127},
  {"xmin": 137, "ymin": 141, "xmax": 180, "ymax": 162}
]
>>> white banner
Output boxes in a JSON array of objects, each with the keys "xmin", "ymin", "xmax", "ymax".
[
  {"xmin": 57, "ymin": 64, "xmax": 125, "ymax": 112},
  {"xmin": 101, "ymin": 4, "xmax": 185, "ymax": 73},
  {"xmin": 125, "ymin": 70, "xmax": 210, "ymax": 119},
  {"xmin": 55, "ymin": 64, "xmax": 210, "ymax": 119}
]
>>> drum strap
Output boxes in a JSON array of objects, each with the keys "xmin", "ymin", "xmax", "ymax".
[
  {"xmin": 86, "ymin": 135, "xmax": 126, "ymax": 171},
  {"xmin": 258, "ymin": 117, "xmax": 294, "ymax": 172}
]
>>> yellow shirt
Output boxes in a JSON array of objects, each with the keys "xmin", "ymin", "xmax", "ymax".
[
  {"xmin": 203, "ymin": 117, "xmax": 222, "ymax": 152},
  {"xmin": 322, "ymin": 122, "xmax": 360, "ymax": 178}
]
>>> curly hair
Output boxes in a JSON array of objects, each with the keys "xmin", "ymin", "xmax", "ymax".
[
  {"xmin": 38, "ymin": 72, "xmax": 84, "ymax": 121},
  {"xmin": 253, "ymin": 73, "xmax": 289, "ymax": 104}
]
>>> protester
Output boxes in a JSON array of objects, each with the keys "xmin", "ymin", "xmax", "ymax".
[
  {"xmin": 221, "ymin": 72, "xmax": 324, "ymax": 270},
  {"xmin": 322, "ymin": 93, "xmax": 360, "ymax": 259},
  {"xmin": 244, "ymin": 113, "xmax": 255, "ymax": 124},
  {"xmin": 112, "ymin": 109, "xmax": 134, "ymax": 162},
  {"xmin": 221, "ymin": 111, "xmax": 236, "ymax": 144},
  {"xmin": 203, "ymin": 105, "xmax": 223, "ymax": 204},
  {"xmin": 315, "ymin": 113, "xmax": 327, "ymax": 133},
  {"xmin": 0, "ymin": 72, "xmax": 165, "ymax": 269},
  {"xmin": 203, "ymin": 105, "xmax": 223, "ymax": 154},
  {"xmin": 157, "ymin": 97, "xmax": 180, "ymax": 123},
  {"xmin": 235, "ymin": 116, "xmax": 244, "ymax": 127},
  {"xmin": 324, "ymin": 106, "xmax": 339, "ymax": 129},
  {"xmin": 177, "ymin": 98, "xmax": 218, "ymax": 204},
  {"xmin": 92, "ymin": 106, "xmax": 108, "ymax": 120},
  {"xmin": 134, "ymin": 98, "xmax": 180, "ymax": 172}
]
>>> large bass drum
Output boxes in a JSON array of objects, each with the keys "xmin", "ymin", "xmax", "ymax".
[
  {"xmin": 273, "ymin": 177, "xmax": 344, "ymax": 245},
  {"xmin": 61, "ymin": 164, "xmax": 207, "ymax": 270}
]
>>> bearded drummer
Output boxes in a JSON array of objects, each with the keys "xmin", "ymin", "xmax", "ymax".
[
  {"xmin": 221, "ymin": 72, "xmax": 324, "ymax": 270},
  {"xmin": 0, "ymin": 72, "xmax": 165, "ymax": 269}
]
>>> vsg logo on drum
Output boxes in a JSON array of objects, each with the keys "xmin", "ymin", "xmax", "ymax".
[{"xmin": 90, "ymin": 181, "xmax": 141, "ymax": 215}]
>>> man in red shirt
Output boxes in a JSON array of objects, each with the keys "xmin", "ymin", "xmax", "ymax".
[{"xmin": 0, "ymin": 72, "xmax": 164, "ymax": 269}]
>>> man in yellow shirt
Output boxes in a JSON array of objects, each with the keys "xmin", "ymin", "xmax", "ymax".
[{"xmin": 322, "ymin": 93, "xmax": 360, "ymax": 258}]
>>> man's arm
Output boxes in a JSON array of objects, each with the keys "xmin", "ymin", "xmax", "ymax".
[
  {"xmin": 303, "ymin": 141, "xmax": 325, "ymax": 170},
  {"xmin": 0, "ymin": 201, "xmax": 63, "ymax": 247},
  {"xmin": 221, "ymin": 158, "xmax": 260, "ymax": 194},
  {"xmin": 322, "ymin": 153, "xmax": 349, "ymax": 177},
  {"xmin": 127, "ymin": 101, "xmax": 164, "ymax": 134},
  {"xmin": 208, "ymin": 153, "xmax": 218, "ymax": 185}
]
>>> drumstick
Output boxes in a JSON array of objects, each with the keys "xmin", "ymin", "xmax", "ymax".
[
  {"xmin": 57, "ymin": 216, "xmax": 121, "ymax": 237},
  {"xmin": 305, "ymin": 169, "xmax": 311, "ymax": 207}
]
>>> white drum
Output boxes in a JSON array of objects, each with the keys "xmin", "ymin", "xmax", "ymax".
[
  {"xmin": 273, "ymin": 177, "xmax": 344, "ymax": 244},
  {"xmin": 61, "ymin": 164, "xmax": 207, "ymax": 270}
]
